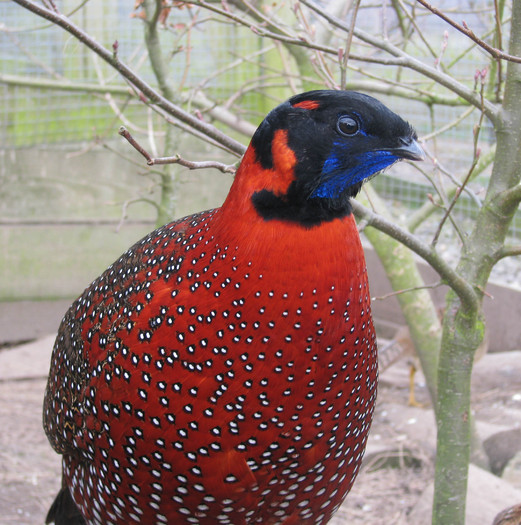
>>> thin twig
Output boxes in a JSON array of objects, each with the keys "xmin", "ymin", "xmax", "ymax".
[
  {"xmin": 339, "ymin": 0, "xmax": 361, "ymax": 90},
  {"xmin": 430, "ymin": 185, "xmax": 467, "ymax": 248},
  {"xmin": 118, "ymin": 126, "xmax": 237, "ymax": 173},
  {"xmin": 350, "ymin": 199, "xmax": 479, "ymax": 312},
  {"xmin": 3, "ymin": 29, "xmax": 64, "ymax": 80},
  {"xmin": 168, "ymin": 156, "xmax": 237, "ymax": 173},
  {"xmin": 431, "ymin": 79, "xmax": 487, "ymax": 247},
  {"xmin": 300, "ymin": 0, "xmax": 498, "ymax": 121},
  {"xmin": 11, "ymin": 0, "xmax": 246, "ymax": 155},
  {"xmin": 415, "ymin": 0, "xmax": 521, "ymax": 64},
  {"xmin": 493, "ymin": 0, "xmax": 504, "ymax": 100},
  {"xmin": 42, "ymin": 0, "xmax": 59, "ymax": 13},
  {"xmin": 422, "ymin": 106, "xmax": 475, "ymax": 142},
  {"xmin": 100, "ymin": 140, "xmax": 167, "ymax": 175},
  {"xmin": 421, "ymin": 145, "xmax": 483, "ymax": 207},
  {"xmin": 91, "ymin": 54, "xmax": 153, "ymax": 136},
  {"xmin": 119, "ymin": 126, "xmax": 154, "ymax": 162},
  {"xmin": 147, "ymin": 107, "xmax": 159, "ymax": 159},
  {"xmin": 275, "ymin": 41, "xmax": 299, "ymax": 93},
  {"xmin": 147, "ymin": 103, "xmax": 244, "ymax": 155},
  {"xmin": 372, "ymin": 281, "xmax": 443, "ymax": 301},
  {"xmin": 239, "ymin": 0, "xmax": 297, "ymax": 39},
  {"xmin": 1, "ymin": 0, "xmax": 90, "ymax": 32},
  {"xmin": 396, "ymin": 0, "xmax": 440, "ymax": 61},
  {"xmin": 193, "ymin": 46, "xmax": 275, "ymax": 94},
  {"xmin": 116, "ymin": 197, "xmax": 159, "ymax": 233},
  {"xmin": 340, "ymin": 66, "xmax": 465, "ymax": 106},
  {"xmin": 407, "ymin": 148, "xmax": 495, "ymax": 232}
]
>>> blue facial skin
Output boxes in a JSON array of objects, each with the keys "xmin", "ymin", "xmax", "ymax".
[{"xmin": 311, "ymin": 145, "xmax": 399, "ymax": 199}]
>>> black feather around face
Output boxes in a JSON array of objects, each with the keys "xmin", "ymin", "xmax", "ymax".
[{"xmin": 250, "ymin": 90, "xmax": 422, "ymax": 226}]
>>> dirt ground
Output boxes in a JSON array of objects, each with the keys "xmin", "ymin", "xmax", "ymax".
[{"xmin": 0, "ymin": 335, "xmax": 520, "ymax": 525}]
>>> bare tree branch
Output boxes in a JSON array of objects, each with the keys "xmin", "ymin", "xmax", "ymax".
[
  {"xmin": 0, "ymin": 73, "xmax": 131, "ymax": 95},
  {"xmin": 407, "ymin": 148, "xmax": 495, "ymax": 233},
  {"xmin": 495, "ymin": 182, "xmax": 521, "ymax": 208},
  {"xmin": 11, "ymin": 0, "xmax": 246, "ymax": 155},
  {"xmin": 495, "ymin": 244, "xmax": 521, "ymax": 260},
  {"xmin": 339, "ymin": 0, "xmax": 361, "ymax": 89},
  {"xmin": 0, "ymin": 73, "xmax": 256, "ymax": 139},
  {"xmin": 300, "ymin": 0, "xmax": 499, "ymax": 121},
  {"xmin": 350, "ymin": 199, "xmax": 479, "ymax": 313},
  {"xmin": 431, "ymin": 87, "xmax": 487, "ymax": 248},
  {"xmin": 415, "ymin": 0, "xmax": 521, "ymax": 64},
  {"xmin": 372, "ymin": 280, "xmax": 443, "ymax": 301},
  {"xmin": 119, "ymin": 126, "xmax": 237, "ymax": 173}
]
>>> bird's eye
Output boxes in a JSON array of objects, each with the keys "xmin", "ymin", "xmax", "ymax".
[{"xmin": 337, "ymin": 115, "xmax": 360, "ymax": 136}]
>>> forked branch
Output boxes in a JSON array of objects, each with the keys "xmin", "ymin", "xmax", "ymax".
[
  {"xmin": 11, "ymin": 0, "xmax": 246, "ymax": 155},
  {"xmin": 350, "ymin": 199, "xmax": 479, "ymax": 313},
  {"xmin": 415, "ymin": 0, "xmax": 521, "ymax": 64},
  {"xmin": 119, "ymin": 127, "xmax": 237, "ymax": 173}
]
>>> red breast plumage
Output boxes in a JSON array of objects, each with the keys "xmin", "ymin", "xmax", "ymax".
[{"xmin": 44, "ymin": 90, "xmax": 423, "ymax": 525}]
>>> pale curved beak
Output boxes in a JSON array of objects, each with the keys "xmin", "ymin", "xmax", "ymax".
[{"xmin": 391, "ymin": 137, "xmax": 425, "ymax": 162}]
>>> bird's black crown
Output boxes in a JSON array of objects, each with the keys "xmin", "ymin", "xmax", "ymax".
[{"xmin": 251, "ymin": 90, "xmax": 422, "ymax": 226}]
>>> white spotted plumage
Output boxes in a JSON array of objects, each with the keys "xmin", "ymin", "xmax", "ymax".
[{"xmin": 40, "ymin": 89, "xmax": 421, "ymax": 525}]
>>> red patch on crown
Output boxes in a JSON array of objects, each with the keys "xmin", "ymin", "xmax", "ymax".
[{"xmin": 292, "ymin": 99, "xmax": 320, "ymax": 110}]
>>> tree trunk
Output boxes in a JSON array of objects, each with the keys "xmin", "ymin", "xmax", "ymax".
[
  {"xmin": 432, "ymin": 2, "xmax": 521, "ymax": 523},
  {"xmin": 143, "ymin": 0, "xmax": 181, "ymax": 227}
]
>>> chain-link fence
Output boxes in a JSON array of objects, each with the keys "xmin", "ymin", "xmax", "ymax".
[
  {"xmin": 1, "ymin": 0, "xmax": 520, "ymax": 264},
  {"xmin": 1, "ymin": 0, "xmax": 262, "ymax": 146}
]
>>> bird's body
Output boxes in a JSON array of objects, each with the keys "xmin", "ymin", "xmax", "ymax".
[{"xmin": 44, "ymin": 90, "xmax": 422, "ymax": 525}]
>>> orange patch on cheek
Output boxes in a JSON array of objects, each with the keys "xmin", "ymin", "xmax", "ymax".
[
  {"xmin": 227, "ymin": 129, "xmax": 297, "ymax": 208},
  {"xmin": 292, "ymin": 99, "xmax": 320, "ymax": 110},
  {"xmin": 269, "ymin": 129, "xmax": 297, "ymax": 195}
]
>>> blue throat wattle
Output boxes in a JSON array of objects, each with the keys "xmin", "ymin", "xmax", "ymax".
[{"xmin": 312, "ymin": 148, "xmax": 398, "ymax": 199}]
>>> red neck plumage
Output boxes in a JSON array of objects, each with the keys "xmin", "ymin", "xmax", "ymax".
[{"xmin": 212, "ymin": 142, "xmax": 366, "ymax": 279}]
